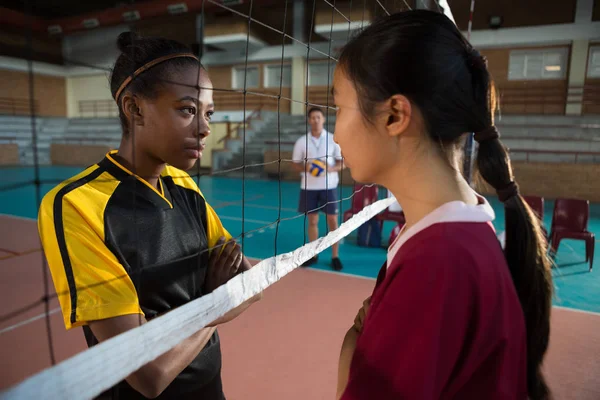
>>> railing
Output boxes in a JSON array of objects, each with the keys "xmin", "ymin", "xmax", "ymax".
[
  {"xmin": 78, "ymin": 100, "xmax": 119, "ymax": 118},
  {"xmin": 497, "ymin": 122, "xmax": 600, "ymax": 130},
  {"xmin": 501, "ymin": 136, "xmax": 600, "ymax": 142},
  {"xmin": 265, "ymin": 136, "xmax": 600, "ymax": 145},
  {"xmin": 212, "ymin": 88, "xmax": 291, "ymax": 112},
  {"xmin": 306, "ymin": 87, "xmax": 335, "ymax": 110},
  {"xmin": 498, "ymin": 84, "xmax": 600, "ymax": 114},
  {"xmin": 52, "ymin": 137, "xmax": 118, "ymax": 145},
  {"xmin": 498, "ymin": 85, "xmax": 567, "ymax": 112},
  {"xmin": 0, "ymin": 97, "xmax": 39, "ymax": 116},
  {"xmin": 305, "ymin": 84, "xmax": 600, "ymax": 115},
  {"xmin": 263, "ymin": 140, "xmax": 600, "ymax": 164},
  {"xmin": 213, "ymin": 90, "xmax": 267, "ymax": 111},
  {"xmin": 581, "ymin": 82, "xmax": 600, "ymax": 114},
  {"xmin": 264, "ymin": 139, "xmax": 295, "ymax": 148},
  {"xmin": 0, "ymin": 136, "xmax": 18, "ymax": 144},
  {"xmin": 218, "ymin": 107, "xmax": 263, "ymax": 144},
  {"xmin": 510, "ymin": 149, "xmax": 600, "ymax": 163}
]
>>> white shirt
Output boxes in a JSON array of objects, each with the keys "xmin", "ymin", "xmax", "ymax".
[
  {"xmin": 292, "ymin": 130, "xmax": 342, "ymax": 190},
  {"xmin": 387, "ymin": 194, "xmax": 495, "ymax": 268}
]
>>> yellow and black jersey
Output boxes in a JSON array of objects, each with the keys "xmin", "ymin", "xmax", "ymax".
[{"xmin": 38, "ymin": 150, "xmax": 231, "ymax": 399}]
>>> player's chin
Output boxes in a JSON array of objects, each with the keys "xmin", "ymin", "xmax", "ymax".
[
  {"xmin": 168, "ymin": 154, "xmax": 202, "ymax": 171},
  {"xmin": 348, "ymin": 165, "xmax": 368, "ymax": 184}
]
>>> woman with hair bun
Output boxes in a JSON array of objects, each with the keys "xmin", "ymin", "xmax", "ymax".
[{"xmin": 38, "ymin": 32, "xmax": 261, "ymax": 399}]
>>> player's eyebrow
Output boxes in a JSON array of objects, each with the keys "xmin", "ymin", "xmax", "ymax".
[
  {"xmin": 177, "ymin": 96, "xmax": 214, "ymax": 108},
  {"xmin": 178, "ymin": 96, "xmax": 198, "ymax": 104}
]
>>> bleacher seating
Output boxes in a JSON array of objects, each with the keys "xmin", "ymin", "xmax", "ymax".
[{"xmin": 0, "ymin": 114, "xmax": 598, "ymax": 167}]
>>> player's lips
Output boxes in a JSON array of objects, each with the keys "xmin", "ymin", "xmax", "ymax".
[{"xmin": 184, "ymin": 141, "xmax": 205, "ymax": 159}]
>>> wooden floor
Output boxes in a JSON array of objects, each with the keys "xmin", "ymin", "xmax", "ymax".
[{"xmin": 1, "ymin": 215, "xmax": 600, "ymax": 399}]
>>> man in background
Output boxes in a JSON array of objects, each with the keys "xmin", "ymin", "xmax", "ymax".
[{"xmin": 293, "ymin": 107, "xmax": 344, "ymax": 271}]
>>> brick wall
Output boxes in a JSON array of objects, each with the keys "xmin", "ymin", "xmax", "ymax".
[
  {"xmin": 474, "ymin": 162, "xmax": 600, "ymax": 202},
  {"xmin": 0, "ymin": 144, "xmax": 19, "ymax": 165},
  {"xmin": 208, "ymin": 63, "xmax": 292, "ymax": 113},
  {"xmin": 481, "ymin": 46, "xmax": 569, "ymax": 115},
  {"xmin": 0, "ymin": 70, "xmax": 67, "ymax": 117}
]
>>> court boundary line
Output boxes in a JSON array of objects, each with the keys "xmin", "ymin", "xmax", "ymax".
[
  {"xmin": 0, "ymin": 215, "xmax": 42, "ymax": 260},
  {"xmin": 0, "ymin": 248, "xmax": 18, "ymax": 255},
  {"xmin": 240, "ymin": 203, "xmax": 298, "ymax": 212},
  {"xmin": 0, "ymin": 308, "xmax": 61, "ymax": 335},
  {"xmin": 0, "ymin": 248, "xmax": 42, "ymax": 261},
  {"xmin": 212, "ymin": 194, "xmax": 265, "ymax": 209},
  {"xmin": 220, "ymin": 215, "xmax": 276, "ymax": 225}
]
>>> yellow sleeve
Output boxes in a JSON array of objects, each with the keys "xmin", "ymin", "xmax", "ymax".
[
  {"xmin": 205, "ymin": 201, "xmax": 233, "ymax": 249},
  {"xmin": 38, "ymin": 188, "xmax": 143, "ymax": 330}
]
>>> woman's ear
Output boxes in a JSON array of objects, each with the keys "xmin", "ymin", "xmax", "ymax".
[
  {"xmin": 121, "ymin": 94, "xmax": 144, "ymax": 127},
  {"xmin": 385, "ymin": 94, "xmax": 411, "ymax": 138}
]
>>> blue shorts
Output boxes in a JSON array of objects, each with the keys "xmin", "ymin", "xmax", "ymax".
[{"xmin": 298, "ymin": 189, "xmax": 339, "ymax": 215}]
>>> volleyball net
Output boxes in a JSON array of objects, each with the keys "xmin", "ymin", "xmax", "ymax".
[{"xmin": 0, "ymin": 0, "xmax": 456, "ymax": 398}]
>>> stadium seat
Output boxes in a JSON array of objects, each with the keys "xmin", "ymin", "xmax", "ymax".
[
  {"xmin": 523, "ymin": 195, "xmax": 547, "ymax": 238},
  {"xmin": 343, "ymin": 183, "xmax": 379, "ymax": 222},
  {"xmin": 548, "ymin": 198, "xmax": 595, "ymax": 272}
]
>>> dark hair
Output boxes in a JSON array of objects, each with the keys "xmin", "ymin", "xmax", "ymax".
[
  {"xmin": 110, "ymin": 31, "xmax": 203, "ymax": 135},
  {"xmin": 307, "ymin": 107, "xmax": 324, "ymax": 117},
  {"xmin": 339, "ymin": 10, "xmax": 552, "ymax": 400}
]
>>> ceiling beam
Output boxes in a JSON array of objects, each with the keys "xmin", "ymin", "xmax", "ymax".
[
  {"xmin": 0, "ymin": 0, "xmax": 278, "ymax": 36},
  {"xmin": 0, "ymin": 7, "xmax": 46, "ymax": 33}
]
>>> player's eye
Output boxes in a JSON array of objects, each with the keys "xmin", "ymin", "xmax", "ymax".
[{"xmin": 181, "ymin": 107, "xmax": 196, "ymax": 115}]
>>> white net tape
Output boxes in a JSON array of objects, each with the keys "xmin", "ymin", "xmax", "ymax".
[{"xmin": 1, "ymin": 196, "xmax": 396, "ymax": 400}]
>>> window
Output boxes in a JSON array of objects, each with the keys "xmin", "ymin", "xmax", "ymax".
[
  {"xmin": 587, "ymin": 46, "xmax": 600, "ymax": 78},
  {"xmin": 232, "ymin": 66, "xmax": 259, "ymax": 89},
  {"xmin": 264, "ymin": 64, "xmax": 291, "ymax": 88},
  {"xmin": 308, "ymin": 61, "xmax": 336, "ymax": 86},
  {"xmin": 508, "ymin": 48, "xmax": 568, "ymax": 80}
]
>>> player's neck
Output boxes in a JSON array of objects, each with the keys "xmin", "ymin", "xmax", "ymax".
[
  {"xmin": 382, "ymin": 154, "xmax": 477, "ymax": 231},
  {"xmin": 310, "ymin": 129, "xmax": 322, "ymax": 138},
  {"xmin": 116, "ymin": 141, "xmax": 165, "ymax": 189}
]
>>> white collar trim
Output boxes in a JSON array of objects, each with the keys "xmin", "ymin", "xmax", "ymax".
[{"xmin": 387, "ymin": 194, "xmax": 495, "ymax": 268}]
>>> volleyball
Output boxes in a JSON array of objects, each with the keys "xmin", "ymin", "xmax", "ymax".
[{"xmin": 309, "ymin": 160, "xmax": 326, "ymax": 177}]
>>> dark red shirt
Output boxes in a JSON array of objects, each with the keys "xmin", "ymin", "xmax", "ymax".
[{"xmin": 342, "ymin": 220, "xmax": 528, "ymax": 399}]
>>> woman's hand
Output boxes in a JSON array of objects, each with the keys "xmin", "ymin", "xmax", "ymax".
[
  {"xmin": 337, "ymin": 327, "xmax": 360, "ymax": 399},
  {"xmin": 204, "ymin": 237, "xmax": 243, "ymax": 293},
  {"xmin": 353, "ymin": 296, "xmax": 371, "ymax": 333}
]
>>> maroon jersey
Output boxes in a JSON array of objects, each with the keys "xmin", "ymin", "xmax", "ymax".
[{"xmin": 342, "ymin": 198, "xmax": 527, "ymax": 400}]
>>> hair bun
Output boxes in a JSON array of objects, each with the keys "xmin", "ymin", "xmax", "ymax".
[{"xmin": 116, "ymin": 31, "xmax": 139, "ymax": 52}]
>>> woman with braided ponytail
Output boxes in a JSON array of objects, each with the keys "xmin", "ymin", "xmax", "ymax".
[{"xmin": 333, "ymin": 10, "xmax": 553, "ymax": 400}]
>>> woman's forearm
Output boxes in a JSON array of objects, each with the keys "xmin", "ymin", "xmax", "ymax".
[{"xmin": 140, "ymin": 326, "xmax": 217, "ymax": 397}]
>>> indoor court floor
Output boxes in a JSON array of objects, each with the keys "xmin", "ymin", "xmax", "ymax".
[{"xmin": 1, "ymin": 166, "xmax": 600, "ymax": 399}]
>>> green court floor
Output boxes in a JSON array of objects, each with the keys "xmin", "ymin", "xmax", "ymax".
[{"xmin": 1, "ymin": 166, "xmax": 599, "ymax": 312}]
